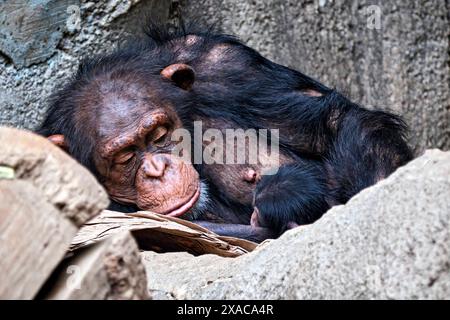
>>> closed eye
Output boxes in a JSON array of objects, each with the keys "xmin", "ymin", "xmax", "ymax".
[
  {"xmin": 152, "ymin": 126, "xmax": 168, "ymax": 146},
  {"xmin": 114, "ymin": 150, "xmax": 135, "ymax": 165}
]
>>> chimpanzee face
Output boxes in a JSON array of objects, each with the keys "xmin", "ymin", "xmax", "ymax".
[
  {"xmin": 47, "ymin": 63, "xmax": 201, "ymax": 217},
  {"xmin": 93, "ymin": 98, "xmax": 199, "ymax": 216}
]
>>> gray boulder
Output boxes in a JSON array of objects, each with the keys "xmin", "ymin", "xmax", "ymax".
[{"xmin": 142, "ymin": 149, "xmax": 450, "ymax": 299}]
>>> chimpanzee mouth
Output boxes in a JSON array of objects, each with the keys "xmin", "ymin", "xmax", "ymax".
[{"xmin": 165, "ymin": 183, "xmax": 201, "ymax": 218}]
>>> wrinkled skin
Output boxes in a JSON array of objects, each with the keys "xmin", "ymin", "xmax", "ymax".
[
  {"xmin": 92, "ymin": 103, "xmax": 200, "ymax": 216},
  {"xmin": 48, "ymin": 76, "xmax": 200, "ymax": 217}
]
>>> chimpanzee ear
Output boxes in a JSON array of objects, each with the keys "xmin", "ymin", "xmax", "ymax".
[
  {"xmin": 47, "ymin": 134, "xmax": 68, "ymax": 151},
  {"xmin": 161, "ymin": 63, "xmax": 195, "ymax": 90}
]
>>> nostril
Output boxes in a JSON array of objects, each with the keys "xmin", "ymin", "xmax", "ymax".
[{"xmin": 243, "ymin": 169, "xmax": 258, "ymax": 183}]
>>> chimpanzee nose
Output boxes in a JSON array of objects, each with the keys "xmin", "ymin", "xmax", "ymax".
[
  {"xmin": 143, "ymin": 154, "xmax": 169, "ymax": 178},
  {"xmin": 243, "ymin": 168, "xmax": 259, "ymax": 183}
]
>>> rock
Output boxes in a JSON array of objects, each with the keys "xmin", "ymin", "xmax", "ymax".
[
  {"xmin": 0, "ymin": 0, "xmax": 171, "ymax": 130},
  {"xmin": 142, "ymin": 150, "xmax": 450, "ymax": 299},
  {"xmin": 177, "ymin": 0, "xmax": 450, "ymax": 153},
  {"xmin": 0, "ymin": 180, "xmax": 77, "ymax": 299},
  {"xmin": 41, "ymin": 232, "xmax": 149, "ymax": 300},
  {"xmin": 0, "ymin": 127, "xmax": 109, "ymax": 299},
  {"xmin": 0, "ymin": 127, "xmax": 109, "ymax": 226},
  {"xmin": 0, "ymin": 0, "xmax": 80, "ymax": 68}
]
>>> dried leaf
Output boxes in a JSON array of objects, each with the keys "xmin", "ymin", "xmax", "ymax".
[{"xmin": 72, "ymin": 210, "xmax": 257, "ymax": 257}]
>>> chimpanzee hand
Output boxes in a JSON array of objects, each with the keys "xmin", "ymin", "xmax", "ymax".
[{"xmin": 251, "ymin": 162, "xmax": 330, "ymax": 236}]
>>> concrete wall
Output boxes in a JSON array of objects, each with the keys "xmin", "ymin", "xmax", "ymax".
[
  {"xmin": 1, "ymin": 0, "xmax": 449, "ymax": 153},
  {"xmin": 0, "ymin": 0, "xmax": 170, "ymax": 130}
]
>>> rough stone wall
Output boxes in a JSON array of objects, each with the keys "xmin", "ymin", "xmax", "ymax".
[
  {"xmin": 1, "ymin": 0, "xmax": 449, "ymax": 154},
  {"xmin": 177, "ymin": 0, "xmax": 450, "ymax": 153},
  {"xmin": 0, "ymin": 0, "xmax": 170, "ymax": 130}
]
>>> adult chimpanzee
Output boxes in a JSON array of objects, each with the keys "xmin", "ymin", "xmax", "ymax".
[{"xmin": 38, "ymin": 24, "xmax": 412, "ymax": 242}]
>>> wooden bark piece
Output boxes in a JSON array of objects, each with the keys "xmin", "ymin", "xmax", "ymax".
[
  {"xmin": 72, "ymin": 210, "xmax": 257, "ymax": 257},
  {"xmin": 0, "ymin": 180, "xmax": 77, "ymax": 299},
  {"xmin": 42, "ymin": 232, "xmax": 148, "ymax": 300}
]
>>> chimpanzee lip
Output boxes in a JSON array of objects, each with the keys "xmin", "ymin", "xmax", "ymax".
[{"xmin": 165, "ymin": 184, "xmax": 201, "ymax": 218}]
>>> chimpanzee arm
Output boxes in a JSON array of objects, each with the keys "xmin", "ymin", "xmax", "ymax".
[
  {"xmin": 252, "ymin": 161, "xmax": 330, "ymax": 236},
  {"xmin": 321, "ymin": 93, "xmax": 413, "ymax": 203},
  {"xmin": 193, "ymin": 221, "xmax": 278, "ymax": 243},
  {"xmin": 281, "ymin": 90, "xmax": 412, "ymax": 203},
  {"xmin": 251, "ymin": 93, "xmax": 412, "ymax": 236}
]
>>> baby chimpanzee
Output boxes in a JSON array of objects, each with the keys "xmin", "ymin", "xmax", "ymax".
[{"xmin": 38, "ymin": 24, "xmax": 412, "ymax": 242}]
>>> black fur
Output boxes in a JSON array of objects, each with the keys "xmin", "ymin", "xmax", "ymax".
[
  {"xmin": 140, "ymin": 23, "xmax": 412, "ymax": 232},
  {"xmin": 37, "ymin": 22, "xmax": 413, "ymax": 240},
  {"xmin": 255, "ymin": 161, "xmax": 329, "ymax": 233}
]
